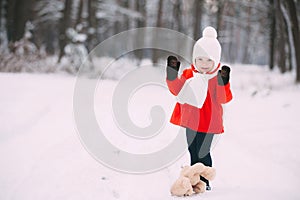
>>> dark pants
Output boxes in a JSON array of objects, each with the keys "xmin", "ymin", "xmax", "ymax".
[{"xmin": 186, "ymin": 128, "xmax": 214, "ymax": 186}]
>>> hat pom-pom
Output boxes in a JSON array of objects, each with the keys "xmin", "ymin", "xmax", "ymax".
[{"xmin": 203, "ymin": 26, "xmax": 217, "ymax": 38}]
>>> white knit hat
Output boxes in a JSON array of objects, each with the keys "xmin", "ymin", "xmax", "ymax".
[
  {"xmin": 176, "ymin": 26, "xmax": 222, "ymax": 108},
  {"xmin": 192, "ymin": 26, "xmax": 221, "ymax": 70}
]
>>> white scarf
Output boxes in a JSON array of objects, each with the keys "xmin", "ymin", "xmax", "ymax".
[{"xmin": 176, "ymin": 65, "xmax": 220, "ymax": 108}]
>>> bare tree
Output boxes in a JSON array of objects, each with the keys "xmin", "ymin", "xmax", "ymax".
[
  {"xmin": 0, "ymin": 0, "xmax": 4, "ymax": 30},
  {"xmin": 269, "ymin": 0, "xmax": 276, "ymax": 70},
  {"xmin": 172, "ymin": 0, "xmax": 182, "ymax": 32},
  {"xmin": 87, "ymin": 0, "xmax": 97, "ymax": 51},
  {"xmin": 193, "ymin": 0, "xmax": 204, "ymax": 40},
  {"xmin": 216, "ymin": 0, "xmax": 224, "ymax": 33},
  {"xmin": 58, "ymin": 0, "xmax": 72, "ymax": 63},
  {"xmin": 75, "ymin": 0, "xmax": 83, "ymax": 28},
  {"xmin": 0, "ymin": 0, "xmax": 8, "ymax": 47},
  {"xmin": 280, "ymin": 0, "xmax": 300, "ymax": 83},
  {"xmin": 134, "ymin": 0, "xmax": 146, "ymax": 61},
  {"xmin": 5, "ymin": 0, "xmax": 33, "ymax": 43},
  {"xmin": 152, "ymin": 0, "xmax": 163, "ymax": 64},
  {"xmin": 284, "ymin": 0, "xmax": 300, "ymax": 82},
  {"xmin": 277, "ymin": 0, "xmax": 287, "ymax": 73},
  {"xmin": 242, "ymin": 4, "xmax": 252, "ymax": 64}
]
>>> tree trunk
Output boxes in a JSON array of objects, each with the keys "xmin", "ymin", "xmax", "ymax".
[
  {"xmin": 5, "ymin": 0, "xmax": 32, "ymax": 43},
  {"xmin": 173, "ymin": 0, "xmax": 182, "ymax": 32},
  {"xmin": 136, "ymin": 0, "xmax": 146, "ymax": 28},
  {"xmin": 122, "ymin": 0, "xmax": 129, "ymax": 31},
  {"xmin": 286, "ymin": 36, "xmax": 293, "ymax": 71},
  {"xmin": 87, "ymin": 0, "xmax": 97, "ymax": 51},
  {"xmin": 0, "ymin": 0, "xmax": 3, "ymax": 29},
  {"xmin": 134, "ymin": 0, "xmax": 146, "ymax": 62},
  {"xmin": 269, "ymin": 0, "xmax": 276, "ymax": 70},
  {"xmin": 58, "ymin": 0, "xmax": 72, "ymax": 63},
  {"xmin": 242, "ymin": 5, "xmax": 252, "ymax": 64},
  {"xmin": 285, "ymin": 0, "xmax": 300, "ymax": 82},
  {"xmin": 193, "ymin": 0, "xmax": 203, "ymax": 40},
  {"xmin": 216, "ymin": 0, "xmax": 224, "ymax": 33},
  {"xmin": 152, "ymin": 0, "xmax": 163, "ymax": 64},
  {"xmin": 278, "ymin": 0, "xmax": 292, "ymax": 72},
  {"xmin": 15, "ymin": 0, "xmax": 32, "ymax": 40},
  {"xmin": 75, "ymin": 0, "xmax": 83, "ymax": 28},
  {"xmin": 277, "ymin": 1, "xmax": 286, "ymax": 73}
]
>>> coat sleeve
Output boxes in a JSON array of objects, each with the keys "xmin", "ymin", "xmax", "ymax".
[
  {"xmin": 216, "ymin": 82, "xmax": 233, "ymax": 104},
  {"xmin": 166, "ymin": 69, "xmax": 193, "ymax": 96}
]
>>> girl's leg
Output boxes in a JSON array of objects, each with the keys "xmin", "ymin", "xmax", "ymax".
[
  {"xmin": 186, "ymin": 129, "xmax": 214, "ymax": 165},
  {"xmin": 195, "ymin": 132, "xmax": 214, "ymax": 186},
  {"xmin": 197, "ymin": 133, "xmax": 214, "ymax": 166},
  {"xmin": 186, "ymin": 128, "xmax": 198, "ymax": 165},
  {"xmin": 186, "ymin": 129, "xmax": 214, "ymax": 187}
]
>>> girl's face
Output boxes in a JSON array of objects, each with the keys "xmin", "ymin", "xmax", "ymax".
[{"xmin": 195, "ymin": 57, "xmax": 215, "ymax": 73}]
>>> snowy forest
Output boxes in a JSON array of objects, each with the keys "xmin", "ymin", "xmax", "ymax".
[
  {"xmin": 0, "ymin": 0, "xmax": 300, "ymax": 82},
  {"xmin": 2, "ymin": 1, "xmax": 300, "ymax": 199}
]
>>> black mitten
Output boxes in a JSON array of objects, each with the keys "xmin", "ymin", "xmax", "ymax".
[
  {"xmin": 217, "ymin": 65, "xmax": 231, "ymax": 86},
  {"xmin": 166, "ymin": 56, "xmax": 180, "ymax": 81}
]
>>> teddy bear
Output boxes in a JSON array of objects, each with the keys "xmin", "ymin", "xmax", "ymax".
[{"xmin": 170, "ymin": 163, "xmax": 216, "ymax": 197}]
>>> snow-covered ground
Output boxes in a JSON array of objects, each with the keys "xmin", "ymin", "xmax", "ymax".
[{"xmin": 1, "ymin": 63, "xmax": 300, "ymax": 200}]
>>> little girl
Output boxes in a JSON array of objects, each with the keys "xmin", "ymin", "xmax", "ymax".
[{"xmin": 166, "ymin": 26, "xmax": 232, "ymax": 190}]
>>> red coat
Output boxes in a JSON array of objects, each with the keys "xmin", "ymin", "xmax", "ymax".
[{"xmin": 166, "ymin": 67, "xmax": 232, "ymax": 134}]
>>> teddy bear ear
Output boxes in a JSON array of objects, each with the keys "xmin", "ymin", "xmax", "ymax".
[
  {"xmin": 191, "ymin": 163, "xmax": 205, "ymax": 173},
  {"xmin": 201, "ymin": 167, "xmax": 216, "ymax": 180},
  {"xmin": 180, "ymin": 166, "xmax": 191, "ymax": 176}
]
